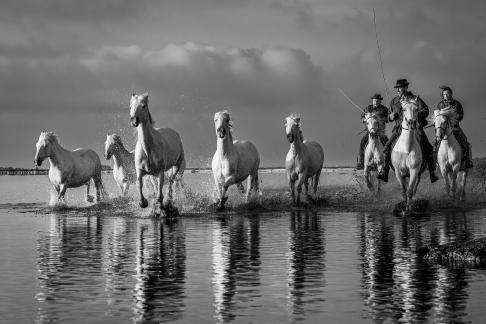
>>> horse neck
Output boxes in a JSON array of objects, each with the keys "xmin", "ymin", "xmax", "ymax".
[
  {"xmin": 216, "ymin": 131, "xmax": 234, "ymax": 155},
  {"xmin": 289, "ymin": 132, "xmax": 305, "ymax": 155},
  {"xmin": 48, "ymin": 141, "xmax": 69, "ymax": 167},
  {"xmin": 136, "ymin": 119, "xmax": 156, "ymax": 152},
  {"xmin": 438, "ymin": 122, "xmax": 457, "ymax": 147},
  {"xmin": 112, "ymin": 145, "xmax": 131, "ymax": 167},
  {"xmin": 400, "ymin": 127, "xmax": 419, "ymax": 153}
]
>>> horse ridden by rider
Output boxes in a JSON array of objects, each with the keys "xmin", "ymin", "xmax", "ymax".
[
  {"xmin": 356, "ymin": 93, "xmax": 389, "ymax": 170},
  {"xmin": 434, "ymin": 85, "xmax": 473, "ymax": 170},
  {"xmin": 377, "ymin": 79, "xmax": 439, "ymax": 183}
]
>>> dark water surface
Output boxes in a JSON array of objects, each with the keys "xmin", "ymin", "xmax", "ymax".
[{"xmin": 1, "ymin": 176, "xmax": 486, "ymax": 323}]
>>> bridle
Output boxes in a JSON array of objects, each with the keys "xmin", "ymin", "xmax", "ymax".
[{"xmin": 435, "ymin": 114, "xmax": 453, "ymax": 141}]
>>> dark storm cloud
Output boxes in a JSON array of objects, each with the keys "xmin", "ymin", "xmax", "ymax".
[{"xmin": 0, "ymin": 0, "xmax": 157, "ymax": 22}]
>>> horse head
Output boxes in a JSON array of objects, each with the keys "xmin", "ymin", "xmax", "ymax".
[
  {"xmin": 364, "ymin": 113, "xmax": 379, "ymax": 139},
  {"xmin": 284, "ymin": 114, "xmax": 303, "ymax": 143},
  {"xmin": 401, "ymin": 100, "xmax": 419, "ymax": 130},
  {"xmin": 104, "ymin": 134, "xmax": 122, "ymax": 160},
  {"xmin": 34, "ymin": 132, "xmax": 57, "ymax": 166},
  {"xmin": 434, "ymin": 109, "xmax": 456, "ymax": 142},
  {"xmin": 129, "ymin": 93, "xmax": 151, "ymax": 127},
  {"xmin": 214, "ymin": 110, "xmax": 233, "ymax": 139}
]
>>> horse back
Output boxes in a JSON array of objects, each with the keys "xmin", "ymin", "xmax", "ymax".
[
  {"xmin": 66, "ymin": 148, "xmax": 102, "ymax": 187},
  {"xmin": 233, "ymin": 140, "xmax": 260, "ymax": 174},
  {"xmin": 154, "ymin": 127, "xmax": 184, "ymax": 168},
  {"xmin": 303, "ymin": 140, "xmax": 324, "ymax": 175}
]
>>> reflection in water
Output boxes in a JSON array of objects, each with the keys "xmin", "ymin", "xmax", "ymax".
[
  {"xmin": 358, "ymin": 211, "xmax": 473, "ymax": 323},
  {"xmin": 132, "ymin": 219, "xmax": 186, "ymax": 323},
  {"xmin": 36, "ymin": 215, "xmax": 104, "ymax": 323},
  {"xmin": 211, "ymin": 214, "xmax": 261, "ymax": 322},
  {"xmin": 286, "ymin": 210, "xmax": 326, "ymax": 319}
]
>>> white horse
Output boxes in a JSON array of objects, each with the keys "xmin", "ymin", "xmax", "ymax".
[
  {"xmin": 129, "ymin": 93, "xmax": 185, "ymax": 214},
  {"xmin": 434, "ymin": 109, "xmax": 467, "ymax": 200},
  {"xmin": 104, "ymin": 134, "xmax": 184, "ymax": 197},
  {"xmin": 391, "ymin": 99, "xmax": 426, "ymax": 210},
  {"xmin": 285, "ymin": 114, "xmax": 324, "ymax": 206},
  {"xmin": 34, "ymin": 132, "xmax": 107, "ymax": 203},
  {"xmin": 363, "ymin": 113, "xmax": 385, "ymax": 195},
  {"xmin": 212, "ymin": 110, "xmax": 260, "ymax": 211},
  {"xmin": 104, "ymin": 134, "xmax": 136, "ymax": 196}
]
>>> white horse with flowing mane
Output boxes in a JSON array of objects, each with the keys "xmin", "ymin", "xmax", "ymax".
[
  {"xmin": 34, "ymin": 132, "xmax": 107, "ymax": 203},
  {"xmin": 104, "ymin": 134, "xmax": 184, "ymax": 197},
  {"xmin": 363, "ymin": 112, "xmax": 385, "ymax": 195},
  {"xmin": 212, "ymin": 110, "xmax": 260, "ymax": 211},
  {"xmin": 285, "ymin": 114, "xmax": 324, "ymax": 206},
  {"xmin": 129, "ymin": 93, "xmax": 185, "ymax": 214},
  {"xmin": 434, "ymin": 109, "xmax": 466, "ymax": 200},
  {"xmin": 391, "ymin": 99, "xmax": 426, "ymax": 211}
]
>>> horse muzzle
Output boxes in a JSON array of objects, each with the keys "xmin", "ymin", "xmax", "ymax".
[
  {"xmin": 34, "ymin": 159, "xmax": 42, "ymax": 167},
  {"xmin": 130, "ymin": 117, "xmax": 139, "ymax": 127},
  {"xmin": 104, "ymin": 152, "xmax": 112, "ymax": 160},
  {"xmin": 287, "ymin": 134, "xmax": 294, "ymax": 143},
  {"xmin": 217, "ymin": 127, "xmax": 226, "ymax": 138}
]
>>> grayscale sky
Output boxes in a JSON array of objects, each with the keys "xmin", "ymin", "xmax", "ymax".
[{"xmin": 1, "ymin": 0, "xmax": 485, "ymax": 168}]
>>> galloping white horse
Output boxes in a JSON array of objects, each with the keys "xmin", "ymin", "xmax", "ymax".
[
  {"xmin": 434, "ymin": 109, "xmax": 467, "ymax": 200},
  {"xmin": 285, "ymin": 114, "xmax": 324, "ymax": 206},
  {"xmin": 104, "ymin": 134, "xmax": 136, "ymax": 196},
  {"xmin": 391, "ymin": 99, "xmax": 426, "ymax": 210},
  {"xmin": 129, "ymin": 93, "xmax": 185, "ymax": 213},
  {"xmin": 212, "ymin": 110, "xmax": 260, "ymax": 211},
  {"xmin": 363, "ymin": 113, "xmax": 385, "ymax": 194},
  {"xmin": 34, "ymin": 132, "xmax": 107, "ymax": 203},
  {"xmin": 104, "ymin": 134, "xmax": 184, "ymax": 197}
]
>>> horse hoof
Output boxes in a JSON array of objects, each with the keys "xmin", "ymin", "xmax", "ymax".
[
  {"xmin": 216, "ymin": 205, "xmax": 225, "ymax": 212},
  {"xmin": 86, "ymin": 195, "xmax": 94, "ymax": 203},
  {"xmin": 140, "ymin": 199, "xmax": 148, "ymax": 208}
]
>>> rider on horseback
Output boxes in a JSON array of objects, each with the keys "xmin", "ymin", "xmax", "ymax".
[
  {"xmin": 356, "ymin": 93, "xmax": 389, "ymax": 170},
  {"xmin": 434, "ymin": 86, "xmax": 473, "ymax": 170},
  {"xmin": 377, "ymin": 79, "xmax": 439, "ymax": 183}
]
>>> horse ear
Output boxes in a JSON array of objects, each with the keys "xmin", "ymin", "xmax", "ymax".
[{"xmin": 141, "ymin": 93, "xmax": 149, "ymax": 105}]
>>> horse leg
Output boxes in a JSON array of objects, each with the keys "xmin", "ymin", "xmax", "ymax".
[
  {"xmin": 58, "ymin": 183, "xmax": 67, "ymax": 202},
  {"xmin": 364, "ymin": 169, "xmax": 372, "ymax": 190},
  {"xmin": 122, "ymin": 181, "xmax": 130, "ymax": 197},
  {"xmin": 459, "ymin": 170, "xmax": 467, "ymax": 201},
  {"xmin": 237, "ymin": 182, "xmax": 245, "ymax": 194},
  {"xmin": 296, "ymin": 173, "xmax": 306, "ymax": 206},
  {"xmin": 289, "ymin": 176, "xmax": 296, "ymax": 205},
  {"xmin": 86, "ymin": 181, "xmax": 94, "ymax": 202},
  {"xmin": 137, "ymin": 171, "xmax": 148, "ymax": 208},
  {"xmin": 157, "ymin": 172, "xmax": 165, "ymax": 210},
  {"xmin": 407, "ymin": 171, "xmax": 419, "ymax": 210},
  {"xmin": 313, "ymin": 170, "xmax": 321, "ymax": 195},
  {"xmin": 93, "ymin": 174, "xmax": 106, "ymax": 203},
  {"xmin": 451, "ymin": 169, "xmax": 458, "ymax": 199},
  {"xmin": 442, "ymin": 167, "xmax": 451, "ymax": 197}
]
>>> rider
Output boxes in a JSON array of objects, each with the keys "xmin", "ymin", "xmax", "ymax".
[
  {"xmin": 356, "ymin": 93, "xmax": 389, "ymax": 170},
  {"xmin": 377, "ymin": 79, "xmax": 439, "ymax": 183},
  {"xmin": 434, "ymin": 85, "xmax": 473, "ymax": 169}
]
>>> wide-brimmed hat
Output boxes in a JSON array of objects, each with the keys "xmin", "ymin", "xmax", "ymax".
[
  {"xmin": 393, "ymin": 79, "xmax": 409, "ymax": 88},
  {"xmin": 371, "ymin": 93, "xmax": 383, "ymax": 100},
  {"xmin": 440, "ymin": 85, "xmax": 453, "ymax": 94}
]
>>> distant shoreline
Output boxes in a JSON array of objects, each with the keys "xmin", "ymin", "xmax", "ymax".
[{"xmin": 0, "ymin": 166, "xmax": 356, "ymax": 176}]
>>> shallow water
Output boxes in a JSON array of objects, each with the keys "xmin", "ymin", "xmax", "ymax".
[{"xmin": 1, "ymin": 175, "xmax": 486, "ymax": 323}]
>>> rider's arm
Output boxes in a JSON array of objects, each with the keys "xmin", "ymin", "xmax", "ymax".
[
  {"xmin": 417, "ymin": 96, "xmax": 429, "ymax": 121},
  {"xmin": 455, "ymin": 101, "xmax": 464, "ymax": 122}
]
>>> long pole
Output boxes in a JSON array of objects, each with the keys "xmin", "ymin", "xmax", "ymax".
[
  {"xmin": 373, "ymin": 8, "xmax": 390, "ymax": 100},
  {"xmin": 337, "ymin": 88, "xmax": 365, "ymax": 113}
]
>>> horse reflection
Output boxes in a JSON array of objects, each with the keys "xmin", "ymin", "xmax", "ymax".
[
  {"xmin": 132, "ymin": 219, "xmax": 186, "ymax": 323},
  {"xmin": 211, "ymin": 215, "xmax": 261, "ymax": 322},
  {"xmin": 36, "ymin": 215, "xmax": 104, "ymax": 323},
  {"xmin": 286, "ymin": 210, "xmax": 325, "ymax": 318},
  {"xmin": 358, "ymin": 211, "xmax": 472, "ymax": 322}
]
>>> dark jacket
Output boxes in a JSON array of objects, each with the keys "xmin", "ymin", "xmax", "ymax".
[
  {"xmin": 437, "ymin": 99, "xmax": 464, "ymax": 122},
  {"xmin": 389, "ymin": 91, "xmax": 429, "ymax": 133}
]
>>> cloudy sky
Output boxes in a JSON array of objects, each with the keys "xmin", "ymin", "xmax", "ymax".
[{"xmin": 1, "ymin": 0, "xmax": 485, "ymax": 168}]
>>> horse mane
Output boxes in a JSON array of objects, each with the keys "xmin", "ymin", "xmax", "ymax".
[
  {"xmin": 216, "ymin": 110, "xmax": 234, "ymax": 132},
  {"xmin": 286, "ymin": 114, "xmax": 304, "ymax": 140},
  {"xmin": 41, "ymin": 131, "xmax": 59, "ymax": 144},
  {"xmin": 109, "ymin": 134, "xmax": 125, "ymax": 149}
]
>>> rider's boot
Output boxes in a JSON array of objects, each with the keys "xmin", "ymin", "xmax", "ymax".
[{"xmin": 377, "ymin": 152, "xmax": 390, "ymax": 182}]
